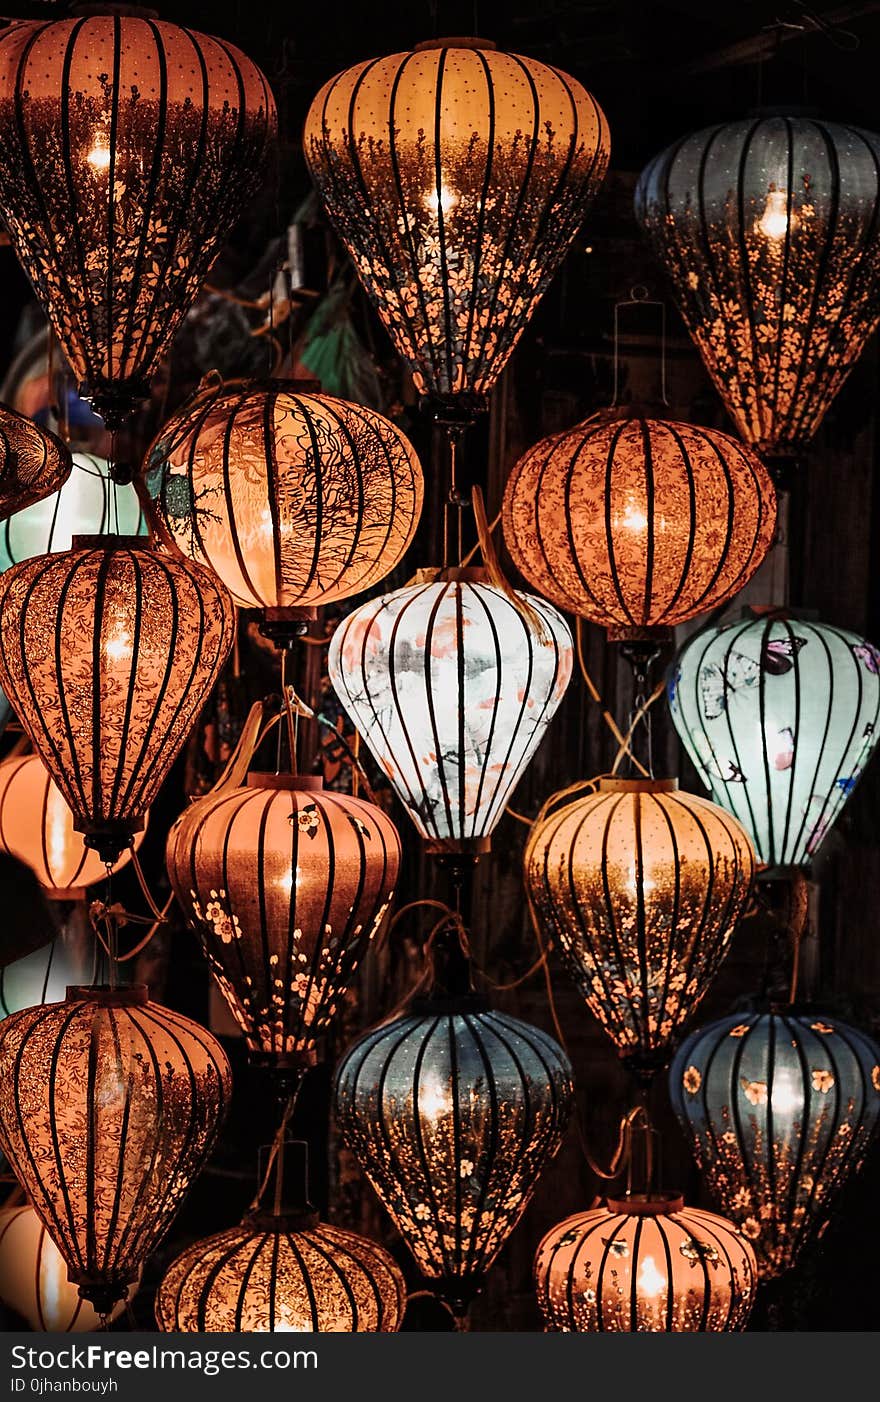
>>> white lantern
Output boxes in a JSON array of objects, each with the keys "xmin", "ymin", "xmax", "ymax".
[
  {"xmin": 0, "ymin": 1205, "xmax": 137, "ymax": 1331},
  {"xmin": 0, "ymin": 451, "xmax": 146, "ymax": 570}
]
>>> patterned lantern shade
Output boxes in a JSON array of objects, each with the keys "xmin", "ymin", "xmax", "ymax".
[
  {"xmin": 0, "ymin": 754, "xmax": 147, "ymax": 897},
  {"xmin": 670, "ymin": 1009, "xmax": 880, "ymax": 1277},
  {"xmin": 0, "ymin": 14, "xmax": 276, "ymax": 426},
  {"xmin": 166, "ymin": 773, "xmax": 400, "ymax": 1069},
  {"xmin": 0, "ymin": 402, "xmax": 71, "ymax": 520},
  {"xmin": 0, "ymin": 451, "xmax": 146, "ymax": 570},
  {"xmin": 0, "ymin": 984, "xmax": 232, "ymax": 1311},
  {"xmin": 0, "ymin": 1205, "xmax": 139, "ymax": 1332},
  {"xmin": 525, "ymin": 778, "xmax": 755, "ymax": 1080},
  {"xmin": 304, "ymin": 39, "xmax": 609, "ymax": 417},
  {"xmin": 0, "ymin": 538, "xmax": 235, "ymax": 862},
  {"xmin": 146, "ymin": 379, "xmax": 423, "ymax": 625},
  {"xmin": 635, "ymin": 116, "xmax": 880, "ymax": 461},
  {"xmin": 328, "ymin": 568, "xmax": 573, "ymax": 852},
  {"xmin": 534, "ymin": 1193, "xmax": 757, "ymax": 1332},
  {"xmin": 502, "ymin": 413, "xmax": 776, "ymax": 642},
  {"xmin": 668, "ymin": 610, "xmax": 880, "ymax": 870}
]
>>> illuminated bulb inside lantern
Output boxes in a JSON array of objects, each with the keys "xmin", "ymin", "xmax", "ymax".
[
  {"xmin": 618, "ymin": 502, "xmax": 649, "ymax": 533},
  {"xmin": 637, "ymin": 1254, "xmax": 666, "ymax": 1299},
  {"xmin": 277, "ymin": 866, "xmax": 303, "ymax": 896},
  {"xmin": 757, "ymin": 189, "xmax": 797, "ymax": 241},
  {"xmin": 423, "ymin": 185, "xmax": 458, "ymax": 217},
  {"xmin": 103, "ymin": 628, "xmax": 133, "ymax": 664},
  {"xmin": 418, "ymin": 1076, "xmax": 452, "ymax": 1123},
  {"xmin": 87, "ymin": 135, "xmax": 112, "ymax": 172},
  {"xmin": 770, "ymin": 1076, "xmax": 801, "ymax": 1118}
]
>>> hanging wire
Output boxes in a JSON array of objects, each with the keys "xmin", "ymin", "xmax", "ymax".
[{"xmin": 611, "ymin": 285, "xmax": 669, "ymax": 408}]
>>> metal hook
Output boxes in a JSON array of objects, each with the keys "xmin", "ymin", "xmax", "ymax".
[{"xmin": 611, "ymin": 288, "xmax": 669, "ymax": 408}]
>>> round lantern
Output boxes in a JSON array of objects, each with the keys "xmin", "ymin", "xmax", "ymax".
[
  {"xmin": 0, "ymin": 14, "xmax": 276, "ymax": 426},
  {"xmin": 304, "ymin": 39, "xmax": 609, "ymax": 417},
  {"xmin": 0, "ymin": 451, "xmax": 146, "ymax": 570},
  {"xmin": 0, "ymin": 402, "xmax": 71, "ymax": 519},
  {"xmin": 502, "ymin": 412, "xmax": 776, "ymax": 641},
  {"xmin": 670, "ymin": 1008, "xmax": 880, "ymax": 1277},
  {"xmin": 0, "ymin": 984, "xmax": 232, "ymax": 1311},
  {"xmin": 0, "ymin": 934, "xmax": 89, "ymax": 1018},
  {"xmin": 525, "ymin": 778, "xmax": 755, "ymax": 1080},
  {"xmin": 668, "ymin": 610, "xmax": 880, "ymax": 870},
  {"xmin": 534, "ymin": 1193, "xmax": 757, "ymax": 1332},
  {"xmin": 0, "ymin": 1205, "xmax": 139, "ymax": 1332},
  {"xmin": 328, "ymin": 568, "xmax": 573, "ymax": 852},
  {"xmin": 0, "ymin": 538, "xmax": 235, "ymax": 862},
  {"xmin": 166, "ymin": 773, "xmax": 400, "ymax": 1071},
  {"xmin": 0, "ymin": 754, "xmax": 147, "ymax": 897},
  {"xmin": 635, "ymin": 116, "xmax": 880, "ymax": 463}
]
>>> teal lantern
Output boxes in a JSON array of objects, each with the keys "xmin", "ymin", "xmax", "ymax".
[{"xmin": 0, "ymin": 452, "xmax": 146, "ymax": 570}]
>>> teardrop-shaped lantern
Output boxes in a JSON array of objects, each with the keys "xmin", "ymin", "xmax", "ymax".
[
  {"xmin": 0, "ymin": 1205, "xmax": 139, "ymax": 1332},
  {"xmin": 328, "ymin": 568, "xmax": 573, "ymax": 852},
  {"xmin": 0, "ymin": 15, "xmax": 276, "ymax": 426},
  {"xmin": 304, "ymin": 39, "xmax": 609, "ymax": 418},
  {"xmin": 502, "ymin": 413, "xmax": 776, "ymax": 641},
  {"xmin": 635, "ymin": 116, "xmax": 880, "ymax": 462},
  {"xmin": 668, "ymin": 610, "xmax": 880, "ymax": 870},
  {"xmin": 166, "ymin": 773, "xmax": 400, "ymax": 1072},
  {"xmin": 0, "ymin": 451, "xmax": 146, "ymax": 569},
  {"xmin": 534, "ymin": 1193, "xmax": 757, "ymax": 1331},
  {"xmin": 670, "ymin": 1009, "xmax": 880, "ymax": 1277},
  {"xmin": 0, "ymin": 538, "xmax": 235, "ymax": 862},
  {"xmin": 0, "ymin": 984, "xmax": 232, "ymax": 1311},
  {"xmin": 0, "ymin": 402, "xmax": 71, "ymax": 520},
  {"xmin": 525, "ymin": 779, "xmax": 755, "ymax": 1081}
]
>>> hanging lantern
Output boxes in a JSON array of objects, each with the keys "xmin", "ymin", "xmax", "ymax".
[
  {"xmin": 668, "ymin": 609, "xmax": 880, "ymax": 870},
  {"xmin": 634, "ymin": 116, "xmax": 880, "ymax": 464},
  {"xmin": 0, "ymin": 984, "xmax": 232, "ymax": 1311},
  {"xmin": 328, "ymin": 568, "xmax": 573, "ymax": 852},
  {"xmin": 0, "ymin": 14, "xmax": 276, "ymax": 427},
  {"xmin": 0, "ymin": 402, "xmax": 71, "ymax": 520},
  {"xmin": 0, "ymin": 538, "xmax": 235, "ymax": 862},
  {"xmin": 334, "ymin": 930, "xmax": 573, "ymax": 1316},
  {"xmin": 525, "ymin": 778, "xmax": 755, "ymax": 1081},
  {"xmin": 534, "ymin": 1193, "xmax": 757, "ymax": 1331},
  {"xmin": 166, "ymin": 773, "xmax": 400, "ymax": 1072},
  {"xmin": 0, "ymin": 451, "xmax": 146, "ymax": 570},
  {"xmin": 0, "ymin": 1205, "xmax": 139, "ymax": 1332},
  {"xmin": 670, "ymin": 1008, "xmax": 880, "ymax": 1277},
  {"xmin": 0, "ymin": 932, "xmax": 90, "ymax": 1018},
  {"xmin": 304, "ymin": 39, "xmax": 609, "ymax": 419},
  {"xmin": 502, "ymin": 412, "xmax": 776, "ymax": 642},
  {"xmin": 0, "ymin": 755, "xmax": 147, "ymax": 897}
]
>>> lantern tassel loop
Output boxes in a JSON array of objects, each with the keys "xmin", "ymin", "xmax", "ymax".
[
  {"xmin": 611, "ymin": 285, "xmax": 669, "ymax": 409},
  {"xmin": 248, "ymin": 1093, "xmax": 299, "ymax": 1214}
]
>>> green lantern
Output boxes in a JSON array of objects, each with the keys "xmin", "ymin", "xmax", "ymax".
[{"xmin": 0, "ymin": 452, "xmax": 146, "ymax": 570}]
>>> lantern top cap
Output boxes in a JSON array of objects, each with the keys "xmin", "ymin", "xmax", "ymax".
[
  {"xmin": 66, "ymin": 984, "xmax": 149, "ymax": 1007},
  {"xmin": 599, "ymin": 777, "xmax": 679, "ymax": 794},
  {"xmin": 70, "ymin": 534, "xmax": 149, "ymax": 552},
  {"xmin": 414, "ymin": 37, "xmax": 499, "ymax": 52},
  {"xmin": 606, "ymin": 1191, "xmax": 684, "ymax": 1216},
  {"xmin": 70, "ymin": 4, "xmax": 161, "ymax": 17},
  {"xmin": 246, "ymin": 773, "xmax": 324, "ymax": 793}
]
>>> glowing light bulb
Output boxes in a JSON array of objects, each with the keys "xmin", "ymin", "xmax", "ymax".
[
  {"xmin": 757, "ymin": 189, "xmax": 797, "ymax": 241},
  {"xmin": 637, "ymin": 1254, "xmax": 666, "ymax": 1299},
  {"xmin": 619, "ymin": 502, "xmax": 649, "ymax": 533},
  {"xmin": 770, "ymin": 1077, "xmax": 801, "ymax": 1118},
  {"xmin": 418, "ymin": 1076, "xmax": 452, "ymax": 1123},
  {"xmin": 87, "ymin": 135, "xmax": 112, "ymax": 172},
  {"xmin": 103, "ymin": 628, "xmax": 132, "ymax": 664},
  {"xmin": 423, "ymin": 185, "xmax": 458, "ymax": 217}
]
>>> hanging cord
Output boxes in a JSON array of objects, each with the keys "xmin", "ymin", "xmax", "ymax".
[
  {"xmin": 247, "ymin": 1093, "xmax": 299, "ymax": 1214},
  {"xmin": 576, "ymin": 619, "xmax": 651, "ymax": 777},
  {"xmin": 611, "ymin": 286, "xmax": 669, "ymax": 409}
]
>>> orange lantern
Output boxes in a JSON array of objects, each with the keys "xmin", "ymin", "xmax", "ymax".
[
  {"xmin": 0, "ymin": 984, "xmax": 231, "ymax": 1313},
  {"xmin": 0, "ymin": 538, "xmax": 235, "ymax": 862},
  {"xmin": 502, "ymin": 411, "xmax": 776, "ymax": 641},
  {"xmin": 167, "ymin": 774, "xmax": 400, "ymax": 1073},
  {"xmin": 0, "ymin": 1205, "xmax": 139, "ymax": 1331},
  {"xmin": 0, "ymin": 402, "xmax": 71, "ymax": 520}
]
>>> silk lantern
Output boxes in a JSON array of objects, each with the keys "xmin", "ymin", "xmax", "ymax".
[
  {"xmin": 0, "ymin": 451, "xmax": 146, "ymax": 569},
  {"xmin": 0, "ymin": 402, "xmax": 71, "ymax": 520},
  {"xmin": 304, "ymin": 39, "xmax": 609, "ymax": 418},
  {"xmin": 0, "ymin": 1205, "xmax": 139, "ymax": 1332},
  {"xmin": 0, "ymin": 13, "xmax": 276, "ymax": 426},
  {"xmin": 668, "ymin": 610, "xmax": 880, "ymax": 870},
  {"xmin": 0, "ymin": 935, "xmax": 89, "ymax": 1019}
]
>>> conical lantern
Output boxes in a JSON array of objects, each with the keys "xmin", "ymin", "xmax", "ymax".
[
  {"xmin": 0, "ymin": 451, "xmax": 146, "ymax": 569},
  {"xmin": 635, "ymin": 116, "xmax": 880, "ymax": 463},
  {"xmin": 0, "ymin": 538, "xmax": 235, "ymax": 862},
  {"xmin": 0, "ymin": 402, "xmax": 71, "ymax": 520},
  {"xmin": 668, "ymin": 610, "xmax": 880, "ymax": 870},
  {"xmin": 328, "ymin": 568, "xmax": 573, "ymax": 852},
  {"xmin": 525, "ymin": 778, "xmax": 755, "ymax": 1081},
  {"xmin": 0, "ymin": 754, "xmax": 147, "ymax": 897},
  {"xmin": 534, "ymin": 1193, "xmax": 757, "ymax": 1332},
  {"xmin": 0, "ymin": 14, "xmax": 276, "ymax": 426},
  {"xmin": 146, "ymin": 379, "xmax": 423, "ymax": 639},
  {"xmin": 0, "ymin": 984, "xmax": 232, "ymax": 1311},
  {"xmin": 670, "ymin": 1009, "xmax": 880, "ymax": 1277},
  {"xmin": 502, "ymin": 412, "xmax": 776, "ymax": 642},
  {"xmin": 0, "ymin": 1205, "xmax": 139, "ymax": 1332},
  {"xmin": 166, "ymin": 773, "xmax": 400, "ymax": 1071},
  {"xmin": 304, "ymin": 39, "xmax": 609, "ymax": 418}
]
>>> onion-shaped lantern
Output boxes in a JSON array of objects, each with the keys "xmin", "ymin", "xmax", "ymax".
[
  {"xmin": 146, "ymin": 379, "xmax": 423, "ymax": 640},
  {"xmin": 525, "ymin": 778, "xmax": 755, "ymax": 1081},
  {"xmin": 635, "ymin": 116, "xmax": 880, "ymax": 464},
  {"xmin": 166, "ymin": 773, "xmax": 400, "ymax": 1073},
  {"xmin": 0, "ymin": 1205, "xmax": 139, "ymax": 1332},
  {"xmin": 328, "ymin": 568, "xmax": 573, "ymax": 852},
  {"xmin": 0, "ymin": 451, "xmax": 146, "ymax": 569},
  {"xmin": 0, "ymin": 402, "xmax": 71, "ymax": 520},
  {"xmin": 0, "ymin": 14, "xmax": 276, "ymax": 427},
  {"xmin": 304, "ymin": 39, "xmax": 609, "ymax": 419},
  {"xmin": 502, "ymin": 412, "xmax": 776, "ymax": 642},
  {"xmin": 668, "ymin": 610, "xmax": 880, "ymax": 870},
  {"xmin": 334, "ymin": 931, "xmax": 573, "ymax": 1317},
  {"xmin": 534, "ymin": 1193, "xmax": 757, "ymax": 1332},
  {"xmin": 0, "ymin": 538, "xmax": 235, "ymax": 862},
  {"xmin": 0, "ymin": 755, "xmax": 147, "ymax": 897},
  {"xmin": 670, "ymin": 1008, "xmax": 880, "ymax": 1277},
  {"xmin": 0, "ymin": 984, "xmax": 232, "ymax": 1312}
]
